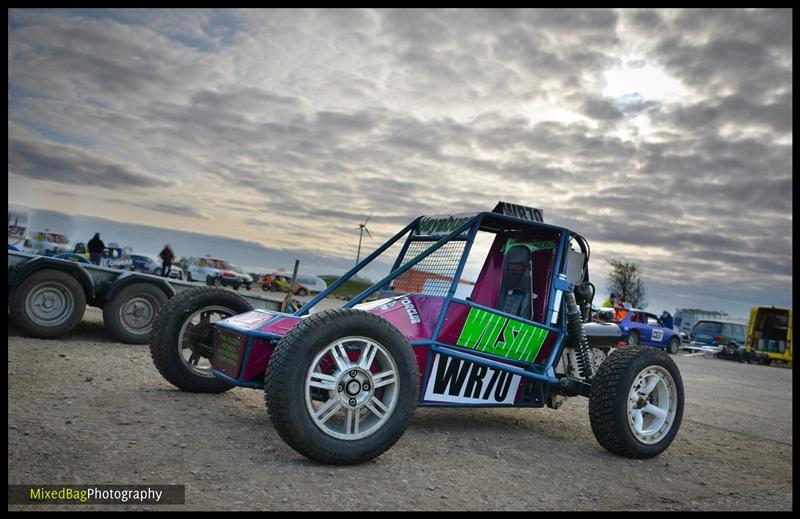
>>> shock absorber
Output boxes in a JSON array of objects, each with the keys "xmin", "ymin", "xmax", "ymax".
[{"xmin": 565, "ymin": 291, "xmax": 593, "ymax": 380}]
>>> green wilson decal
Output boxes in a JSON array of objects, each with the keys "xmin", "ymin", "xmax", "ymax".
[{"xmin": 456, "ymin": 307, "xmax": 549, "ymax": 363}]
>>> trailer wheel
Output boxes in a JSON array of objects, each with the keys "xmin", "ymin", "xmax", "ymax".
[
  {"xmin": 10, "ymin": 269, "xmax": 87, "ymax": 339},
  {"xmin": 589, "ymin": 346, "xmax": 684, "ymax": 459},
  {"xmin": 103, "ymin": 283, "xmax": 169, "ymax": 344},
  {"xmin": 150, "ymin": 286, "xmax": 253, "ymax": 393},
  {"xmin": 265, "ymin": 308, "xmax": 419, "ymax": 465}
]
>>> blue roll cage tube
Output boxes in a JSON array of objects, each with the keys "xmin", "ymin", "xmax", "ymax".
[{"xmin": 216, "ymin": 211, "xmax": 584, "ymax": 396}]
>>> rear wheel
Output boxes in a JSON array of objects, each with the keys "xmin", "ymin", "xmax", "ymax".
[
  {"xmin": 627, "ymin": 330, "xmax": 640, "ymax": 347},
  {"xmin": 103, "ymin": 283, "xmax": 168, "ymax": 344},
  {"xmin": 589, "ymin": 346, "xmax": 683, "ymax": 458},
  {"xmin": 150, "ymin": 287, "xmax": 253, "ymax": 392},
  {"xmin": 265, "ymin": 308, "xmax": 419, "ymax": 464},
  {"xmin": 10, "ymin": 269, "xmax": 87, "ymax": 339}
]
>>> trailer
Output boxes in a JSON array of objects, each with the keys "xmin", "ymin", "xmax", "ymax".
[{"xmin": 7, "ymin": 250, "xmax": 285, "ymax": 344}]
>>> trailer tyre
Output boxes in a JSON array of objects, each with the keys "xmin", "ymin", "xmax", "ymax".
[
  {"xmin": 10, "ymin": 269, "xmax": 86, "ymax": 339},
  {"xmin": 589, "ymin": 346, "xmax": 683, "ymax": 459},
  {"xmin": 103, "ymin": 283, "xmax": 169, "ymax": 344},
  {"xmin": 150, "ymin": 287, "xmax": 253, "ymax": 393},
  {"xmin": 265, "ymin": 308, "xmax": 419, "ymax": 465}
]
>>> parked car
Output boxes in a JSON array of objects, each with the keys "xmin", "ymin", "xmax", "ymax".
[
  {"xmin": 187, "ymin": 256, "xmax": 240, "ymax": 288},
  {"xmin": 603, "ymin": 307, "xmax": 683, "ymax": 354},
  {"xmin": 690, "ymin": 319, "xmax": 748, "ymax": 361},
  {"xmin": 129, "ymin": 254, "xmax": 183, "ymax": 279},
  {"xmin": 261, "ymin": 273, "xmax": 310, "ymax": 296},
  {"xmin": 129, "ymin": 254, "xmax": 161, "ymax": 274},
  {"xmin": 27, "ymin": 230, "xmax": 71, "ymax": 256},
  {"xmin": 228, "ymin": 263, "xmax": 253, "ymax": 290},
  {"xmin": 296, "ymin": 274, "xmax": 327, "ymax": 294}
]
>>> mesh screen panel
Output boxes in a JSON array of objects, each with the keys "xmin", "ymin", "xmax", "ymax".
[{"xmin": 390, "ymin": 240, "xmax": 466, "ymax": 297}]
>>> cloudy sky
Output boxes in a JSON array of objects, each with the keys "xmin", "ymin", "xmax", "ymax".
[{"xmin": 8, "ymin": 8, "xmax": 792, "ymax": 316}]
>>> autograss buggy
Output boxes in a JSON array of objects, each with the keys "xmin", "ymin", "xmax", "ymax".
[{"xmin": 150, "ymin": 202, "xmax": 684, "ymax": 464}]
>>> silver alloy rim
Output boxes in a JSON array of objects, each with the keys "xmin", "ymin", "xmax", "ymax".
[
  {"xmin": 305, "ymin": 336, "xmax": 399, "ymax": 440},
  {"xmin": 118, "ymin": 295, "xmax": 158, "ymax": 335},
  {"xmin": 177, "ymin": 306, "xmax": 234, "ymax": 378},
  {"xmin": 628, "ymin": 333, "xmax": 638, "ymax": 346},
  {"xmin": 627, "ymin": 365, "xmax": 678, "ymax": 444},
  {"xmin": 26, "ymin": 281, "xmax": 75, "ymax": 327}
]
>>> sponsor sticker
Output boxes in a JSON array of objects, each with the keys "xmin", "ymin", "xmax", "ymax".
[
  {"xmin": 456, "ymin": 307, "xmax": 549, "ymax": 363},
  {"xmin": 423, "ymin": 354, "xmax": 521, "ymax": 404},
  {"xmin": 212, "ymin": 331, "xmax": 247, "ymax": 378},
  {"xmin": 651, "ymin": 329, "xmax": 664, "ymax": 342},
  {"xmin": 413, "ymin": 214, "xmax": 476, "ymax": 237},
  {"xmin": 400, "ymin": 297, "xmax": 421, "ymax": 324}
]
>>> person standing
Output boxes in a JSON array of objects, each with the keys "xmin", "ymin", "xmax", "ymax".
[
  {"xmin": 660, "ymin": 310, "xmax": 674, "ymax": 330},
  {"xmin": 159, "ymin": 244, "xmax": 175, "ymax": 277},
  {"xmin": 87, "ymin": 233, "xmax": 105, "ymax": 265}
]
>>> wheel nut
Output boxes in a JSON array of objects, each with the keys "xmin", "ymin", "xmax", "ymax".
[
  {"xmin": 349, "ymin": 370, "xmax": 357, "ymax": 378},
  {"xmin": 337, "ymin": 384, "xmax": 343, "ymax": 392},
  {"xmin": 362, "ymin": 383, "xmax": 370, "ymax": 391},
  {"xmin": 349, "ymin": 398, "xmax": 357, "ymax": 407}
]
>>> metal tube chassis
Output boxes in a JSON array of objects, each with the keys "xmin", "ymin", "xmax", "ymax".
[{"xmin": 209, "ymin": 210, "xmax": 614, "ymax": 408}]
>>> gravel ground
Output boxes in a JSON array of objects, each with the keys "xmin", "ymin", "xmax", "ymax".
[{"xmin": 8, "ymin": 307, "xmax": 792, "ymax": 511}]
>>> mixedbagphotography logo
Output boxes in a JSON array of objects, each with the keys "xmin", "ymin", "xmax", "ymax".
[{"xmin": 8, "ymin": 485, "xmax": 186, "ymax": 505}]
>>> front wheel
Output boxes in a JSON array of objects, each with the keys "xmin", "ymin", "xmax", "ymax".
[
  {"xmin": 589, "ymin": 346, "xmax": 684, "ymax": 458},
  {"xmin": 264, "ymin": 308, "xmax": 419, "ymax": 465}
]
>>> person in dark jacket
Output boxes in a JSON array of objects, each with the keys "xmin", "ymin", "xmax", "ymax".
[
  {"xmin": 87, "ymin": 233, "xmax": 105, "ymax": 265},
  {"xmin": 660, "ymin": 310, "xmax": 674, "ymax": 330},
  {"xmin": 159, "ymin": 245, "xmax": 175, "ymax": 277}
]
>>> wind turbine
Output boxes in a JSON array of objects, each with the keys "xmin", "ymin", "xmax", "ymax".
[{"xmin": 355, "ymin": 212, "xmax": 373, "ymax": 265}]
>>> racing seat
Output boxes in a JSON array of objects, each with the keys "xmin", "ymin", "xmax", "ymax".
[{"xmin": 497, "ymin": 244, "xmax": 533, "ymax": 320}]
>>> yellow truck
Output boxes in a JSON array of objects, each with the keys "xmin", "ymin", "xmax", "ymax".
[{"xmin": 746, "ymin": 306, "xmax": 792, "ymax": 364}]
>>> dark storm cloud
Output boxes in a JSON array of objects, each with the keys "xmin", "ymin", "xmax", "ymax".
[
  {"xmin": 8, "ymin": 8, "xmax": 793, "ymax": 315},
  {"xmin": 142, "ymin": 203, "xmax": 209, "ymax": 219},
  {"xmin": 105, "ymin": 197, "xmax": 210, "ymax": 219},
  {"xmin": 9, "ymin": 135, "xmax": 173, "ymax": 190},
  {"xmin": 652, "ymin": 10, "xmax": 792, "ymax": 102},
  {"xmin": 663, "ymin": 93, "xmax": 792, "ymax": 135},
  {"xmin": 627, "ymin": 10, "xmax": 666, "ymax": 32},
  {"xmin": 581, "ymin": 97, "xmax": 624, "ymax": 120}
]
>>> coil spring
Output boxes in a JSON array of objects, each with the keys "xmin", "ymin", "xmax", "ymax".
[{"xmin": 565, "ymin": 291, "xmax": 593, "ymax": 380}]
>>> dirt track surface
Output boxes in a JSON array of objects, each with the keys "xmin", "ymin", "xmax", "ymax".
[{"xmin": 8, "ymin": 308, "xmax": 793, "ymax": 511}]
